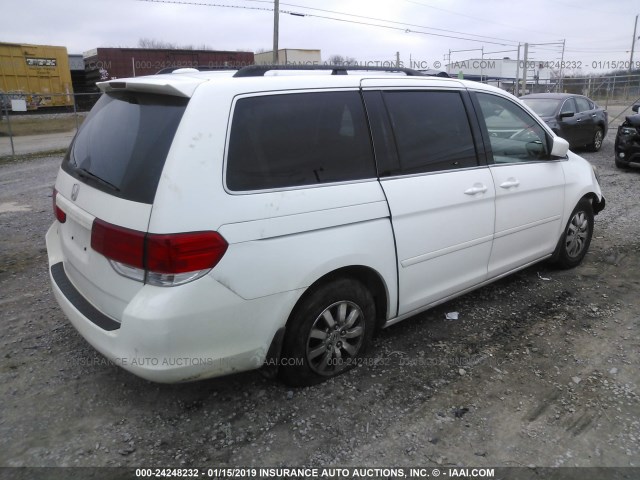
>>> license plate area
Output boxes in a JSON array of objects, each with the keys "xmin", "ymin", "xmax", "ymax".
[
  {"xmin": 56, "ymin": 194, "xmax": 95, "ymax": 266},
  {"xmin": 62, "ymin": 218, "xmax": 92, "ymax": 261}
]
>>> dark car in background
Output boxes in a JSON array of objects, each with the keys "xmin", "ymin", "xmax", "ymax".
[
  {"xmin": 614, "ymin": 103, "xmax": 640, "ymax": 169},
  {"xmin": 521, "ymin": 93, "xmax": 608, "ymax": 151}
]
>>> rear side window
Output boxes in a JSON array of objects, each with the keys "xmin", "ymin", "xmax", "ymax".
[
  {"xmin": 574, "ymin": 96, "xmax": 592, "ymax": 112},
  {"xmin": 226, "ymin": 91, "xmax": 375, "ymax": 191},
  {"xmin": 560, "ymin": 98, "xmax": 576, "ymax": 114},
  {"xmin": 382, "ymin": 91, "xmax": 478, "ymax": 175},
  {"xmin": 62, "ymin": 92, "xmax": 188, "ymax": 204}
]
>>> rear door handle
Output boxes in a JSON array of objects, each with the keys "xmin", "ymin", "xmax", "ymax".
[
  {"xmin": 464, "ymin": 184, "xmax": 488, "ymax": 195},
  {"xmin": 500, "ymin": 179, "xmax": 520, "ymax": 188}
]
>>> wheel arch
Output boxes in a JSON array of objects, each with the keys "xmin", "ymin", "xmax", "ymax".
[
  {"xmin": 261, "ymin": 264, "xmax": 390, "ymax": 377},
  {"xmin": 289, "ymin": 265, "xmax": 390, "ymax": 331},
  {"xmin": 583, "ymin": 191, "xmax": 605, "ymax": 215},
  {"xmin": 550, "ymin": 194, "xmax": 596, "ymax": 267}
]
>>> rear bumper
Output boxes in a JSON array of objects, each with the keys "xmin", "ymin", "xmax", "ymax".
[{"xmin": 46, "ymin": 223, "xmax": 299, "ymax": 383}]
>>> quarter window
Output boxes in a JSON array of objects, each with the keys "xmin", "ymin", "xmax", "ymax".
[
  {"xmin": 226, "ymin": 91, "xmax": 375, "ymax": 191},
  {"xmin": 382, "ymin": 91, "xmax": 478, "ymax": 175},
  {"xmin": 476, "ymin": 93, "xmax": 550, "ymax": 164}
]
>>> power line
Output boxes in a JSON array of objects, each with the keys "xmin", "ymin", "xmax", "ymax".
[
  {"xmin": 137, "ymin": 0, "xmax": 519, "ymax": 46},
  {"xmin": 234, "ymin": 0, "xmax": 521, "ymax": 44},
  {"xmin": 138, "ymin": 0, "xmax": 273, "ymax": 13},
  {"xmin": 403, "ymin": 0, "xmax": 557, "ymax": 38}
]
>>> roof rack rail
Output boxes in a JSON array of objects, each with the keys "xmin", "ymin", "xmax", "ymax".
[
  {"xmin": 232, "ymin": 64, "xmax": 426, "ymax": 78},
  {"xmin": 156, "ymin": 65, "xmax": 238, "ymax": 74}
]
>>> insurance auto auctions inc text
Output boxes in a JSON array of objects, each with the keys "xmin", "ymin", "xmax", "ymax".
[{"xmin": 203, "ymin": 467, "xmax": 495, "ymax": 478}]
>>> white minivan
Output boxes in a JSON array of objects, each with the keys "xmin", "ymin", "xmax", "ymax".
[{"xmin": 46, "ymin": 66, "xmax": 605, "ymax": 386}]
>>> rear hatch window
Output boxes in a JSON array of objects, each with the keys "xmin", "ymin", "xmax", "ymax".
[{"xmin": 62, "ymin": 92, "xmax": 188, "ymax": 204}]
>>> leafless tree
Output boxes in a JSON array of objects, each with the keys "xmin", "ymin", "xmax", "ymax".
[
  {"xmin": 137, "ymin": 38, "xmax": 212, "ymax": 50},
  {"xmin": 327, "ymin": 54, "xmax": 357, "ymax": 66}
]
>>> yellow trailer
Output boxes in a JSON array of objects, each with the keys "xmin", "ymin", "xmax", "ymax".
[{"xmin": 0, "ymin": 42, "xmax": 74, "ymax": 110}]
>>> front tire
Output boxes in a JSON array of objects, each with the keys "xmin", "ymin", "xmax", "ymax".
[
  {"xmin": 278, "ymin": 278, "xmax": 375, "ymax": 387},
  {"xmin": 554, "ymin": 199, "xmax": 594, "ymax": 269}
]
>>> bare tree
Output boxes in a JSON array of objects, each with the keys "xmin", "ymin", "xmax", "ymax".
[
  {"xmin": 137, "ymin": 38, "xmax": 212, "ymax": 50},
  {"xmin": 138, "ymin": 38, "xmax": 176, "ymax": 49},
  {"xmin": 327, "ymin": 54, "xmax": 357, "ymax": 66}
]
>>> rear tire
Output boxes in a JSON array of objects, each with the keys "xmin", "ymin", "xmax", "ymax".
[
  {"xmin": 553, "ymin": 199, "xmax": 594, "ymax": 269},
  {"xmin": 588, "ymin": 127, "xmax": 603, "ymax": 152},
  {"xmin": 278, "ymin": 278, "xmax": 375, "ymax": 387}
]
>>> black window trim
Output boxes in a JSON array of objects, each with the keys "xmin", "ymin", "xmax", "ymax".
[{"xmin": 360, "ymin": 90, "xmax": 398, "ymax": 178}]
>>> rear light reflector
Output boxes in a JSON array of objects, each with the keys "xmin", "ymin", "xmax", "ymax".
[
  {"xmin": 90, "ymin": 219, "xmax": 228, "ymax": 286},
  {"xmin": 52, "ymin": 188, "xmax": 66, "ymax": 223}
]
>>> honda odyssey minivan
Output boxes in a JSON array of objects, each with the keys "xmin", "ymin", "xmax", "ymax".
[{"xmin": 47, "ymin": 65, "xmax": 605, "ymax": 386}]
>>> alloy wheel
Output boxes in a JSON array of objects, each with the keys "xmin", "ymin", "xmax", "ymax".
[
  {"xmin": 305, "ymin": 301, "xmax": 365, "ymax": 376},
  {"xmin": 565, "ymin": 211, "xmax": 589, "ymax": 258}
]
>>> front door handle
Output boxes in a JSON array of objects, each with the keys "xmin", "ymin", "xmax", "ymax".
[
  {"xmin": 464, "ymin": 184, "xmax": 488, "ymax": 195},
  {"xmin": 500, "ymin": 179, "xmax": 520, "ymax": 188}
]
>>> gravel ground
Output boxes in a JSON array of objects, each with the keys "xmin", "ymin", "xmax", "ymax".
[{"xmin": 0, "ymin": 129, "xmax": 638, "ymax": 475}]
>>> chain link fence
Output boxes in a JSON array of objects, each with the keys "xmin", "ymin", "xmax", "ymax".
[
  {"xmin": 482, "ymin": 73, "xmax": 640, "ymax": 129},
  {"xmin": 552, "ymin": 73, "xmax": 640, "ymax": 108},
  {"xmin": 2, "ymin": 74, "xmax": 640, "ymax": 157},
  {"xmin": 1, "ymin": 92, "xmax": 101, "ymax": 157}
]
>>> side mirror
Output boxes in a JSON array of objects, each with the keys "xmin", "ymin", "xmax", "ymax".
[
  {"xmin": 550, "ymin": 136, "xmax": 569, "ymax": 158},
  {"xmin": 632, "ymin": 104, "xmax": 639, "ymax": 113},
  {"xmin": 559, "ymin": 111, "xmax": 575, "ymax": 119}
]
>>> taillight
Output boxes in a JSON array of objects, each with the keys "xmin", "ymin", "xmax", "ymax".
[
  {"xmin": 91, "ymin": 219, "xmax": 145, "ymax": 269},
  {"xmin": 52, "ymin": 188, "xmax": 66, "ymax": 223},
  {"xmin": 146, "ymin": 232, "xmax": 228, "ymax": 274},
  {"xmin": 90, "ymin": 219, "xmax": 228, "ymax": 287}
]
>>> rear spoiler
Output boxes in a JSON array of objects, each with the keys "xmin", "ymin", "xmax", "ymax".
[{"xmin": 97, "ymin": 75, "xmax": 209, "ymax": 98}]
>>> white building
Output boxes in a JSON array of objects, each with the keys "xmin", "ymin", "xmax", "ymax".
[
  {"xmin": 446, "ymin": 57, "xmax": 555, "ymax": 94},
  {"xmin": 254, "ymin": 49, "xmax": 322, "ymax": 65}
]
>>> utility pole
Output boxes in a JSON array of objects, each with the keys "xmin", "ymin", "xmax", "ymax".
[
  {"xmin": 559, "ymin": 39, "xmax": 565, "ymax": 92},
  {"xmin": 515, "ymin": 43, "xmax": 520, "ymax": 96},
  {"xmin": 396, "ymin": 51, "xmax": 400, "ymax": 68},
  {"xmin": 630, "ymin": 14, "xmax": 638, "ymax": 74},
  {"xmin": 521, "ymin": 43, "xmax": 528, "ymax": 96},
  {"xmin": 272, "ymin": 0, "xmax": 279, "ymax": 64}
]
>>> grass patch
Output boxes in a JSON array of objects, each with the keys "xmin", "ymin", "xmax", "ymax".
[
  {"xmin": 0, "ymin": 115, "xmax": 85, "ymax": 136},
  {"xmin": 0, "ymin": 149, "xmax": 67, "ymax": 165}
]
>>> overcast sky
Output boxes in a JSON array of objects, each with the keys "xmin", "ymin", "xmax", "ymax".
[{"xmin": 2, "ymin": 0, "xmax": 638, "ymax": 73}]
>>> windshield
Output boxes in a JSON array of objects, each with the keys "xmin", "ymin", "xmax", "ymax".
[
  {"xmin": 521, "ymin": 98, "xmax": 561, "ymax": 117},
  {"xmin": 62, "ymin": 91, "xmax": 188, "ymax": 204}
]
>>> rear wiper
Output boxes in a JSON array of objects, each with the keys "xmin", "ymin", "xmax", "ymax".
[{"xmin": 76, "ymin": 168, "xmax": 120, "ymax": 192}]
